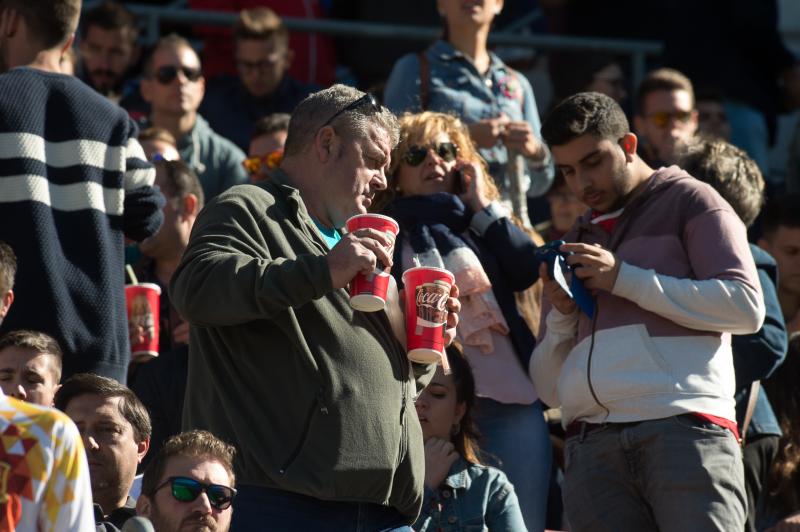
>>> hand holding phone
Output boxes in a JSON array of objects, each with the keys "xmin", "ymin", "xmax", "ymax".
[{"xmin": 535, "ymin": 240, "xmax": 595, "ymax": 318}]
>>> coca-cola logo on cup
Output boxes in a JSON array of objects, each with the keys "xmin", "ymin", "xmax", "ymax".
[{"xmin": 414, "ymin": 281, "xmax": 449, "ymax": 326}]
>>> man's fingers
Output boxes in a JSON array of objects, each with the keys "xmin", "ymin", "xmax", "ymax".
[
  {"xmin": 539, "ymin": 262, "xmax": 551, "ymax": 282},
  {"xmin": 560, "ymin": 242, "xmax": 602, "ymax": 255},
  {"xmin": 351, "ymin": 227, "xmax": 394, "ymax": 248}
]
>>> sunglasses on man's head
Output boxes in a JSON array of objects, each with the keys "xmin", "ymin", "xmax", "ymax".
[
  {"xmin": 154, "ymin": 476, "xmax": 236, "ymax": 511},
  {"xmin": 647, "ymin": 110, "xmax": 693, "ymax": 128},
  {"xmin": 154, "ymin": 65, "xmax": 202, "ymax": 85},
  {"xmin": 403, "ymin": 142, "xmax": 458, "ymax": 166},
  {"xmin": 322, "ymin": 93, "xmax": 381, "ymax": 128}
]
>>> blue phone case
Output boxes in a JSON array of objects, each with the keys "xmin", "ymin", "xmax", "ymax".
[{"xmin": 535, "ymin": 240, "xmax": 595, "ymax": 318}]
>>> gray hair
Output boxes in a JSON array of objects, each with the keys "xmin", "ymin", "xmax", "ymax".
[{"xmin": 284, "ymin": 84, "xmax": 399, "ymax": 157}]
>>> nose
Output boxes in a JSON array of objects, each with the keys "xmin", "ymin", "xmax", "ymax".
[
  {"xmin": 425, "ymin": 147, "xmax": 444, "ymax": 166},
  {"xmin": 12, "ymin": 383, "xmax": 26, "ymax": 400},
  {"xmin": 85, "ymin": 435, "xmax": 100, "ymax": 451},
  {"xmin": 373, "ymin": 168, "xmax": 388, "ymax": 190},
  {"xmin": 195, "ymin": 492, "xmax": 213, "ymax": 514}
]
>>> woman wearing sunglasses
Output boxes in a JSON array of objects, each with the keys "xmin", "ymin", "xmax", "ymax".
[
  {"xmin": 383, "ymin": 0, "xmax": 552, "ymax": 221},
  {"xmin": 375, "ymin": 111, "xmax": 550, "ymax": 531}
]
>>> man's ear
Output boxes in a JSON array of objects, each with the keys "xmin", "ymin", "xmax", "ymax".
[
  {"xmin": 0, "ymin": 290, "xmax": 14, "ymax": 319},
  {"xmin": 137, "ymin": 437, "xmax": 150, "ymax": 463},
  {"xmin": 619, "ymin": 132, "xmax": 638, "ymax": 162},
  {"xmin": 314, "ymin": 126, "xmax": 337, "ymax": 164},
  {"xmin": 60, "ymin": 34, "xmax": 75, "ymax": 55},
  {"xmin": 757, "ymin": 237, "xmax": 771, "ymax": 253},
  {"xmin": 50, "ymin": 383, "xmax": 61, "ymax": 407},
  {"xmin": 136, "ymin": 494, "xmax": 153, "ymax": 516},
  {"xmin": 181, "ymin": 193, "xmax": 199, "ymax": 219}
]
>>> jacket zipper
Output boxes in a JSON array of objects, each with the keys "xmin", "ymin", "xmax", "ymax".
[{"xmin": 279, "ymin": 387, "xmax": 328, "ymax": 474}]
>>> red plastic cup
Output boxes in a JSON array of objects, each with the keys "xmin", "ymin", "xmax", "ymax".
[
  {"xmin": 402, "ymin": 266, "xmax": 454, "ymax": 365},
  {"xmin": 125, "ymin": 283, "xmax": 161, "ymax": 362},
  {"xmin": 345, "ymin": 214, "xmax": 400, "ymax": 312}
]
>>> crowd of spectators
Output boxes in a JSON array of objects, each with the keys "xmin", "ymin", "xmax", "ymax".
[{"xmin": 2, "ymin": 1, "xmax": 800, "ymax": 531}]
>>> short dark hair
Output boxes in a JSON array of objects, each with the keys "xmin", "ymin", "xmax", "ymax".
[
  {"xmin": 0, "ymin": 241, "xmax": 16, "ymax": 295},
  {"xmin": 252, "ymin": 113, "xmax": 291, "ymax": 141},
  {"xmin": 154, "ymin": 160, "xmax": 205, "ymax": 211},
  {"xmin": 80, "ymin": 1, "xmax": 138, "ymax": 41},
  {"xmin": 761, "ymin": 194, "xmax": 800, "ymax": 241},
  {"xmin": 636, "ymin": 68, "xmax": 695, "ymax": 115},
  {"xmin": 3, "ymin": 0, "xmax": 80, "ymax": 49},
  {"xmin": 55, "ymin": 373, "xmax": 151, "ymax": 442},
  {"xmin": 0, "ymin": 330, "xmax": 63, "ymax": 382},
  {"xmin": 141, "ymin": 430, "xmax": 236, "ymax": 498},
  {"xmin": 233, "ymin": 7, "xmax": 288, "ymax": 48},
  {"xmin": 542, "ymin": 92, "xmax": 630, "ymax": 147},
  {"xmin": 143, "ymin": 34, "xmax": 196, "ymax": 77},
  {"xmin": 678, "ymin": 137, "xmax": 764, "ymax": 227}
]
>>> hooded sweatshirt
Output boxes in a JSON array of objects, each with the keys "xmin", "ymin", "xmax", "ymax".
[{"xmin": 530, "ymin": 166, "xmax": 765, "ymax": 426}]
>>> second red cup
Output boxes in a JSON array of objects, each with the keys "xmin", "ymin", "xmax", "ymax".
[
  {"xmin": 125, "ymin": 283, "xmax": 161, "ymax": 362},
  {"xmin": 345, "ymin": 213, "xmax": 400, "ymax": 312},
  {"xmin": 402, "ymin": 266, "xmax": 454, "ymax": 365}
]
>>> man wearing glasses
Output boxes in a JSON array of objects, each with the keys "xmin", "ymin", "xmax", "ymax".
[
  {"xmin": 633, "ymin": 68, "xmax": 699, "ymax": 167},
  {"xmin": 137, "ymin": 430, "xmax": 236, "ymax": 532},
  {"xmin": 200, "ymin": 8, "xmax": 316, "ymax": 153},
  {"xmin": 171, "ymin": 85, "xmax": 460, "ymax": 530},
  {"xmin": 139, "ymin": 34, "xmax": 249, "ymax": 201}
]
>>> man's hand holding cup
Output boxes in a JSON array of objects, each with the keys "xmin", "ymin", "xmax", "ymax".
[{"xmin": 327, "ymin": 227, "xmax": 395, "ymax": 290}]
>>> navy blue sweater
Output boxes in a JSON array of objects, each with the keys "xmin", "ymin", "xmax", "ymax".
[{"xmin": 0, "ymin": 67, "xmax": 164, "ymax": 383}]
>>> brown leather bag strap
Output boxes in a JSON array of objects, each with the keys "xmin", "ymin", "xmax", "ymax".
[
  {"xmin": 418, "ymin": 51, "xmax": 430, "ymax": 111},
  {"xmin": 741, "ymin": 380, "xmax": 760, "ymax": 446}
]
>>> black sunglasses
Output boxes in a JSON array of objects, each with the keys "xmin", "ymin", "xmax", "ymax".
[
  {"xmin": 404, "ymin": 142, "xmax": 458, "ymax": 166},
  {"xmin": 322, "ymin": 93, "xmax": 381, "ymax": 128},
  {"xmin": 154, "ymin": 476, "xmax": 237, "ymax": 511},
  {"xmin": 154, "ymin": 65, "xmax": 203, "ymax": 85}
]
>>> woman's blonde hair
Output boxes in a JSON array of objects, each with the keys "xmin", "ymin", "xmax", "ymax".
[{"xmin": 372, "ymin": 111, "xmax": 500, "ymax": 211}]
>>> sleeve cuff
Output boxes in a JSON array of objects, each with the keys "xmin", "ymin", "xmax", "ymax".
[
  {"xmin": 545, "ymin": 305, "xmax": 580, "ymax": 334},
  {"xmin": 470, "ymin": 202, "xmax": 506, "ymax": 236}
]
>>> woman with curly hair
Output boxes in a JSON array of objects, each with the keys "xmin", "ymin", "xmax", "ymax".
[{"xmin": 375, "ymin": 111, "xmax": 549, "ymax": 530}]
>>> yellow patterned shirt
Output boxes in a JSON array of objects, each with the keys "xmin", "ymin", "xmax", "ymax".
[{"xmin": 0, "ymin": 393, "xmax": 94, "ymax": 531}]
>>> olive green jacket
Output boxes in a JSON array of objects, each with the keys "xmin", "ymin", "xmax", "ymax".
[{"xmin": 170, "ymin": 170, "xmax": 434, "ymax": 521}]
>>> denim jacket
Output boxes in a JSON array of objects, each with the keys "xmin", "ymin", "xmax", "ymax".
[
  {"xmin": 384, "ymin": 40, "xmax": 553, "ymax": 199},
  {"xmin": 414, "ymin": 458, "xmax": 527, "ymax": 532}
]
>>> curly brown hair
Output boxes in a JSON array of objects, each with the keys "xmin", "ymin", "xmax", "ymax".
[{"xmin": 371, "ymin": 111, "xmax": 501, "ymax": 212}]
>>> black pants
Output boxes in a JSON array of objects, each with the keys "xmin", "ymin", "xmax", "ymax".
[{"xmin": 743, "ymin": 434, "xmax": 780, "ymax": 532}]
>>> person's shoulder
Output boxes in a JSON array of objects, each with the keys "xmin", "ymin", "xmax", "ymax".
[
  {"xmin": 0, "ymin": 396, "xmax": 78, "ymax": 440},
  {"xmin": 654, "ymin": 166, "xmax": 734, "ymax": 215},
  {"xmin": 210, "ymin": 182, "xmax": 279, "ymax": 212}
]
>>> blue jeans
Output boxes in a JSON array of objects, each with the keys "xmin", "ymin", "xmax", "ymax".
[
  {"xmin": 473, "ymin": 398, "xmax": 551, "ymax": 532},
  {"xmin": 230, "ymin": 485, "xmax": 414, "ymax": 532},
  {"xmin": 562, "ymin": 415, "xmax": 746, "ymax": 532}
]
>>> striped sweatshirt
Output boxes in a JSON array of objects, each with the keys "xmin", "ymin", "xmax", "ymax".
[
  {"xmin": 530, "ymin": 166, "xmax": 765, "ymax": 426},
  {"xmin": 0, "ymin": 67, "xmax": 163, "ymax": 383}
]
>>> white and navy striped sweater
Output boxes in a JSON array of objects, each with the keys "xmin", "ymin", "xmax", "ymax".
[{"xmin": 0, "ymin": 67, "xmax": 164, "ymax": 383}]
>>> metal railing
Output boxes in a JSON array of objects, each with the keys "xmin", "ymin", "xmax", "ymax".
[{"xmin": 82, "ymin": 2, "xmax": 663, "ymax": 95}]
